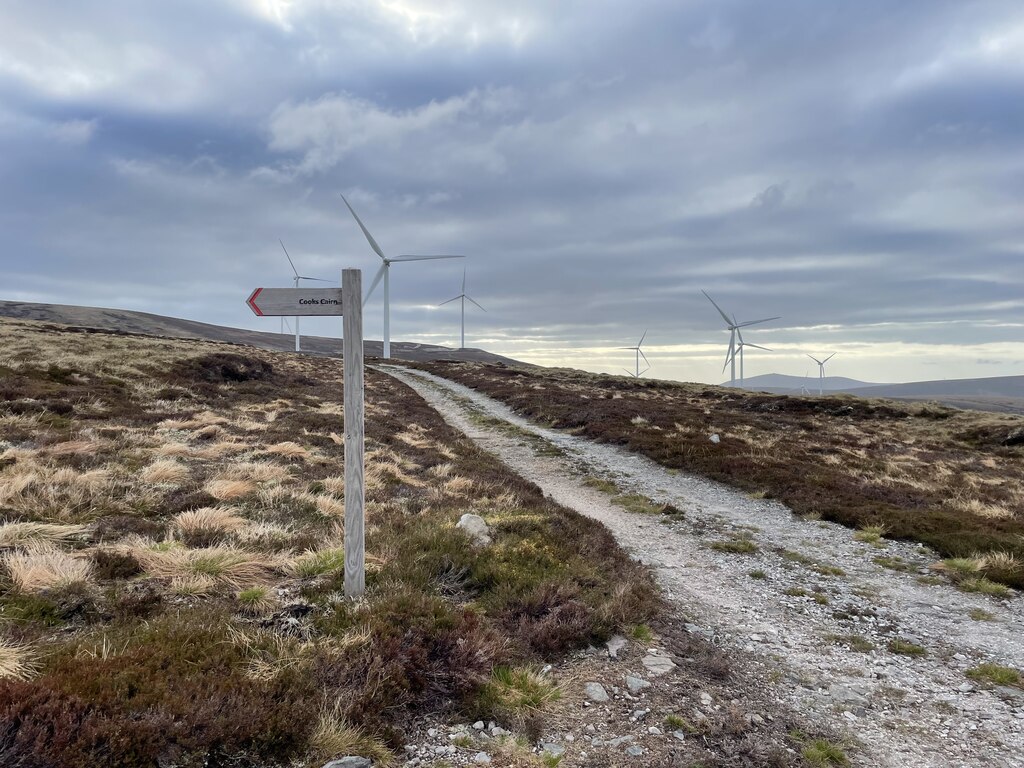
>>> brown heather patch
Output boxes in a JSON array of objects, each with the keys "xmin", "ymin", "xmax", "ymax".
[{"xmin": 411, "ymin": 360, "xmax": 1024, "ymax": 588}]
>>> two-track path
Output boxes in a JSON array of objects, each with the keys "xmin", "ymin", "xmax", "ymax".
[{"xmin": 383, "ymin": 365, "xmax": 1024, "ymax": 768}]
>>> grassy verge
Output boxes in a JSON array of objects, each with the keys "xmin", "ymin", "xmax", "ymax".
[
  {"xmin": 0, "ymin": 318, "xmax": 657, "ymax": 766},
  {"xmin": 407, "ymin": 361, "xmax": 1024, "ymax": 589}
]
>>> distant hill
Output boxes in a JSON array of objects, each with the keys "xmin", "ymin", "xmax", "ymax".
[
  {"xmin": 0, "ymin": 300, "xmax": 526, "ymax": 366},
  {"xmin": 737, "ymin": 370, "xmax": 1024, "ymax": 415},
  {"xmin": 734, "ymin": 373, "xmax": 879, "ymax": 392}
]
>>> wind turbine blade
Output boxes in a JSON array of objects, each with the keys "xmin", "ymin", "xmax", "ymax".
[
  {"xmin": 623, "ymin": 369, "xmax": 635, "ymax": 377},
  {"xmin": 702, "ymin": 290, "xmax": 734, "ymax": 326},
  {"xmin": 280, "ymin": 240, "xmax": 300, "ymax": 279},
  {"xmin": 722, "ymin": 338, "xmax": 736, "ymax": 373},
  {"xmin": 363, "ymin": 263, "xmax": 386, "ymax": 306},
  {"xmin": 391, "ymin": 254, "xmax": 465, "ymax": 262},
  {"xmin": 745, "ymin": 343, "xmax": 771, "ymax": 351},
  {"xmin": 466, "ymin": 296, "xmax": 486, "ymax": 312},
  {"xmin": 298, "ymin": 276, "xmax": 335, "ymax": 283},
  {"xmin": 639, "ymin": 349, "xmax": 650, "ymax": 366},
  {"xmin": 461, "ymin": 267, "xmax": 466, "ymax": 294},
  {"xmin": 823, "ymin": 352, "xmax": 837, "ymax": 363},
  {"xmin": 340, "ymin": 194, "xmax": 386, "ymax": 261},
  {"xmin": 807, "ymin": 354, "xmax": 824, "ymax": 365},
  {"xmin": 638, "ymin": 329, "xmax": 648, "ymax": 347},
  {"xmin": 639, "ymin": 366, "xmax": 650, "ymax": 377},
  {"xmin": 736, "ymin": 316, "xmax": 781, "ymax": 327},
  {"xmin": 438, "ymin": 296, "xmax": 461, "ymax": 306}
]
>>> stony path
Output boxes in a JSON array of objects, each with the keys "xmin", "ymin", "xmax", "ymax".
[{"xmin": 382, "ymin": 365, "xmax": 1024, "ymax": 768}]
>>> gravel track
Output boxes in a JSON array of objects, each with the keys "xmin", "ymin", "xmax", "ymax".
[{"xmin": 383, "ymin": 365, "xmax": 1024, "ymax": 768}]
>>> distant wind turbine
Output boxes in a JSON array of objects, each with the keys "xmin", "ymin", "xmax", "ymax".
[
  {"xmin": 280, "ymin": 240, "xmax": 333, "ymax": 352},
  {"xmin": 807, "ymin": 353, "xmax": 837, "ymax": 396},
  {"xmin": 620, "ymin": 331, "xmax": 650, "ymax": 378},
  {"xmin": 734, "ymin": 322, "xmax": 771, "ymax": 387},
  {"xmin": 341, "ymin": 194, "xmax": 464, "ymax": 359},
  {"xmin": 702, "ymin": 290, "xmax": 779, "ymax": 386},
  {"xmin": 439, "ymin": 268, "xmax": 486, "ymax": 350}
]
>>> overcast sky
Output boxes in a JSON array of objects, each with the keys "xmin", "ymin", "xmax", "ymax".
[{"xmin": 1, "ymin": 1, "xmax": 1022, "ymax": 385}]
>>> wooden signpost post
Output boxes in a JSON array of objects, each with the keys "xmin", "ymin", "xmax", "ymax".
[{"xmin": 246, "ymin": 269, "xmax": 365, "ymax": 598}]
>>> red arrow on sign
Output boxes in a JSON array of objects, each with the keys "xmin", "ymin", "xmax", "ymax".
[{"xmin": 246, "ymin": 288, "xmax": 264, "ymax": 316}]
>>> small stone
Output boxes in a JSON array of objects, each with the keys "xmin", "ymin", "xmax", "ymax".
[
  {"xmin": 427, "ymin": 728, "xmax": 438, "ymax": 738},
  {"xmin": 322, "ymin": 758, "xmax": 372, "ymax": 768},
  {"xmin": 641, "ymin": 653, "xmax": 676, "ymax": 677},
  {"xmin": 474, "ymin": 752, "xmax": 492, "ymax": 764},
  {"xmin": 709, "ymin": 434, "xmax": 721, "ymax": 444},
  {"xmin": 585, "ymin": 682, "xmax": 610, "ymax": 702},
  {"xmin": 626, "ymin": 675, "xmax": 651, "ymax": 694},
  {"xmin": 607, "ymin": 736, "xmax": 633, "ymax": 748},
  {"xmin": 542, "ymin": 743, "xmax": 565, "ymax": 757},
  {"xmin": 625, "ymin": 745, "xmax": 645, "ymax": 757},
  {"xmin": 606, "ymin": 635, "xmax": 628, "ymax": 658},
  {"xmin": 751, "ymin": 714, "xmax": 765, "ymax": 726},
  {"xmin": 672, "ymin": 730, "xmax": 687, "ymax": 742},
  {"xmin": 699, "ymin": 692, "xmax": 713, "ymax": 707},
  {"xmin": 585, "ymin": 724, "xmax": 596, "ymax": 733},
  {"xmin": 456, "ymin": 513, "xmax": 491, "ymax": 545},
  {"xmin": 648, "ymin": 726, "xmax": 662, "ymax": 735},
  {"xmin": 473, "ymin": 721, "xmax": 485, "ymax": 730}
]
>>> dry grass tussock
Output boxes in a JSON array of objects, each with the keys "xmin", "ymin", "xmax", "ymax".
[
  {"xmin": 3, "ymin": 542, "xmax": 94, "ymax": 593},
  {"xmin": 218, "ymin": 461, "xmax": 291, "ymax": 484},
  {"xmin": 158, "ymin": 411, "xmax": 228, "ymax": 430},
  {"xmin": 171, "ymin": 507, "xmax": 247, "ymax": 537},
  {"xmin": 0, "ymin": 465, "xmax": 115, "ymax": 522},
  {"xmin": 131, "ymin": 542, "xmax": 281, "ymax": 588},
  {"xmin": 44, "ymin": 439, "xmax": 104, "ymax": 457},
  {"xmin": 0, "ymin": 637, "xmax": 41, "ymax": 681},
  {"xmin": 0, "ymin": 521, "xmax": 89, "ymax": 549},
  {"xmin": 265, "ymin": 441, "xmax": 312, "ymax": 460},
  {"xmin": 310, "ymin": 705, "xmax": 394, "ymax": 766},
  {"xmin": 140, "ymin": 459, "xmax": 190, "ymax": 485},
  {"xmin": 205, "ymin": 478, "xmax": 258, "ymax": 501}
]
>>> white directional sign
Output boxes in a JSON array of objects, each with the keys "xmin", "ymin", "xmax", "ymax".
[{"xmin": 246, "ymin": 287, "xmax": 343, "ymax": 316}]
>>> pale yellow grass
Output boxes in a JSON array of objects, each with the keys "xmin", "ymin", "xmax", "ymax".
[
  {"xmin": 154, "ymin": 442, "xmax": 194, "ymax": 458},
  {"xmin": 0, "ymin": 521, "xmax": 89, "ymax": 549},
  {"xmin": 140, "ymin": 459, "xmax": 190, "ymax": 485},
  {"xmin": 0, "ymin": 638, "xmax": 40, "ymax": 681},
  {"xmin": 172, "ymin": 507, "xmax": 246, "ymax": 538},
  {"xmin": 948, "ymin": 498, "xmax": 1015, "ymax": 520},
  {"xmin": 192, "ymin": 441, "xmax": 248, "ymax": 459},
  {"xmin": 3, "ymin": 543, "xmax": 93, "ymax": 593},
  {"xmin": 265, "ymin": 441, "xmax": 312, "ymax": 460},
  {"xmin": 310, "ymin": 706, "xmax": 394, "ymax": 766},
  {"xmin": 218, "ymin": 461, "xmax": 291, "ymax": 484},
  {"xmin": 44, "ymin": 440, "xmax": 103, "ymax": 457},
  {"xmin": 321, "ymin": 475, "xmax": 345, "ymax": 496},
  {"xmin": 314, "ymin": 495, "xmax": 346, "ymax": 517},
  {"xmin": 158, "ymin": 411, "xmax": 229, "ymax": 430},
  {"xmin": 134, "ymin": 544, "xmax": 280, "ymax": 588},
  {"xmin": 205, "ymin": 478, "xmax": 258, "ymax": 501}
]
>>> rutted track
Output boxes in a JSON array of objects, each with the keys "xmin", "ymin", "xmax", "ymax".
[{"xmin": 382, "ymin": 365, "xmax": 1024, "ymax": 768}]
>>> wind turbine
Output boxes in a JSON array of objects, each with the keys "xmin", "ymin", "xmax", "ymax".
[
  {"xmin": 341, "ymin": 194, "xmax": 464, "ymax": 359},
  {"xmin": 280, "ymin": 240, "xmax": 333, "ymax": 353},
  {"xmin": 620, "ymin": 331, "xmax": 650, "ymax": 378},
  {"xmin": 702, "ymin": 290, "xmax": 779, "ymax": 386},
  {"xmin": 734, "ymin": 322, "xmax": 771, "ymax": 387},
  {"xmin": 439, "ymin": 268, "xmax": 485, "ymax": 350},
  {"xmin": 807, "ymin": 353, "xmax": 837, "ymax": 396}
]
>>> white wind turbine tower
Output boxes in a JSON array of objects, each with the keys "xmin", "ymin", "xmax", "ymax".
[
  {"xmin": 620, "ymin": 331, "xmax": 650, "ymax": 378},
  {"xmin": 280, "ymin": 240, "xmax": 333, "ymax": 352},
  {"xmin": 341, "ymin": 194, "xmax": 464, "ymax": 359},
  {"xmin": 702, "ymin": 290, "xmax": 779, "ymax": 386},
  {"xmin": 807, "ymin": 353, "xmax": 837, "ymax": 395},
  {"xmin": 439, "ymin": 268, "xmax": 486, "ymax": 350},
  {"xmin": 734, "ymin": 321, "xmax": 771, "ymax": 387}
]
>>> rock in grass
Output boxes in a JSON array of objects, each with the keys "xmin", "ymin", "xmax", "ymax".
[
  {"xmin": 606, "ymin": 634, "xmax": 628, "ymax": 658},
  {"xmin": 456, "ymin": 513, "xmax": 491, "ymax": 545},
  {"xmin": 625, "ymin": 675, "xmax": 651, "ymax": 693},
  {"xmin": 542, "ymin": 743, "xmax": 566, "ymax": 757},
  {"xmin": 585, "ymin": 682, "xmax": 610, "ymax": 702},
  {"xmin": 709, "ymin": 433, "xmax": 721, "ymax": 444},
  {"xmin": 473, "ymin": 752, "xmax": 492, "ymax": 764},
  {"xmin": 322, "ymin": 758, "xmax": 372, "ymax": 768},
  {"xmin": 1002, "ymin": 427, "xmax": 1024, "ymax": 446},
  {"xmin": 641, "ymin": 652, "xmax": 676, "ymax": 676}
]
